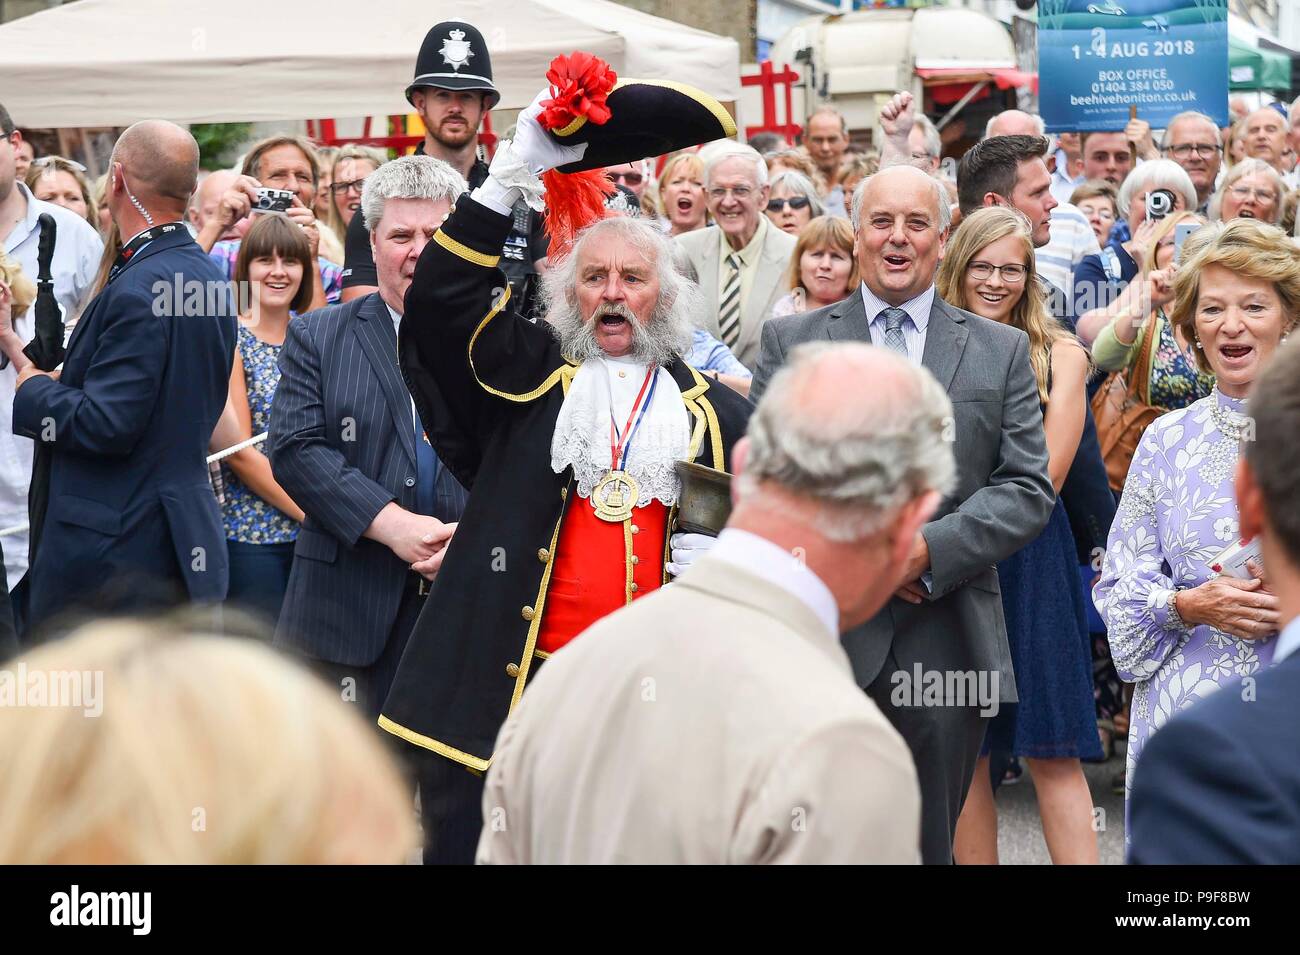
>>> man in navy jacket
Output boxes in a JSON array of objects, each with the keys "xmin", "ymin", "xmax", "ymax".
[
  {"xmin": 1129, "ymin": 340, "xmax": 1300, "ymax": 864},
  {"xmin": 13, "ymin": 121, "xmax": 235, "ymax": 635}
]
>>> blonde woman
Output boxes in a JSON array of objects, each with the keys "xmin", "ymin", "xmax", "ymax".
[
  {"xmin": 939, "ymin": 207, "xmax": 1101, "ymax": 865},
  {"xmin": 656, "ymin": 151, "xmax": 708, "ymax": 235},
  {"xmin": 770, "ymin": 216, "xmax": 858, "ymax": 319},
  {"xmin": 1094, "ymin": 219, "xmax": 1299, "ymax": 835},
  {"xmin": 25, "ymin": 156, "xmax": 98, "ymax": 228},
  {"xmin": 1090, "ymin": 210, "xmax": 1214, "ymax": 419},
  {"xmin": 0, "ymin": 617, "xmax": 415, "ymax": 863}
]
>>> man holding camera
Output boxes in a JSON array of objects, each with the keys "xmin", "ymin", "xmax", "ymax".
[
  {"xmin": 197, "ymin": 135, "xmax": 340, "ymax": 311},
  {"xmin": 339, "ymin": 20, "xmax": 548, "ymax": 317}
]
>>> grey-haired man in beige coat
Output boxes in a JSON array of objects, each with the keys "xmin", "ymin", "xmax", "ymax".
[{"xmin": 476, "ymin": 341, "xmax": 957, "ymax": 864}]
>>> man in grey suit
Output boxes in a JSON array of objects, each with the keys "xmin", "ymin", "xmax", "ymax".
[
  {"xmin": 269, "ymin": 156, "xmax": 468, "ymax": 720},
  {"xmin": 751, "ymin": 164, "xmax": 1055, "ymax": 864},
  {"xmin": 675, "ymin": 144, "xmax": 795, "ymax": 369}
]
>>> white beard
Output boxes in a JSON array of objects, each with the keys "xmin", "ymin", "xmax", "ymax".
[{"xmin": 550, "ymin": 356, "xmax": 693, "ymax": 507}]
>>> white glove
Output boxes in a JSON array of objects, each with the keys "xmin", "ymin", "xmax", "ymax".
[
  {"xmin": 512, "ymin": 88, "xmax": 589, "ymax": 175},
  {"xmin": 472, "ymin": 89, "xmax": 590, "ymax": 216},
  {"xmin": 666, "ymin": 532, "xmax": 717, "ymax": 579}
]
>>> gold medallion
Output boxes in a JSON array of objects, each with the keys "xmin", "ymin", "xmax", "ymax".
[{"xmin": 591, "ymin": 470, "xmax": 639, "ymax": 523}]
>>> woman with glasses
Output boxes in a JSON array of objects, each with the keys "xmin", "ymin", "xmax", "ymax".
[
  {"xmin": 1070, "ymin": 179, "xmax": 1119, "ymax": 250},
  {"xmin": 770, "ymin": 217, "xmax": 856, "ymax": 320},
  {"xmin": 1209, "ymin": 158, "xmax": 1285, "ymax": 225},
  {"xmin": 939, "ymin": 207, "xmax": 1102, "ymax": 865},
  {"xmin": 325, "ymin": 145, "xmax": 385, "ymax": 243},
  {"xmin": 763, "ymin": 170, "xmax": 823, "ymax": 236},
  {"xmin": 25, "ymin": 156, "xmax": 97, "ymax": 229}
]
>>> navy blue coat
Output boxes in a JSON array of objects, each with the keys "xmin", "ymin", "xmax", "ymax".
[
  {"xmin": 1129, "ymin": 651, "xmax": 1300, "ymax": 863},
  {"xmin": 13, "ymin": 225, "xmax": 236, "ymax": 631},
  {"xmin": 268, "ymin": 292, "xmax": 467, "ymax": 666}
]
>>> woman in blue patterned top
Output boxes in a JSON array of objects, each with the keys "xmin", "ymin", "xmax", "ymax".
[{"xmin": 210, "ymin": 215, "xmax": 311, "ymax": 625}]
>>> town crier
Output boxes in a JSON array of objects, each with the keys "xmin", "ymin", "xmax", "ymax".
[{"xmin": 379, "ymin": 60, "xmax": 751, "ymax": 863}]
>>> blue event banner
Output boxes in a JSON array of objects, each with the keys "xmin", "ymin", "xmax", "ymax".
[{"xmin": 1038, "ymin": 0, "xmax": 1228, "ymax": 133}]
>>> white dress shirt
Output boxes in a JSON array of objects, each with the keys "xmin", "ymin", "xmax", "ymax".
[
  {"xmin": 386, "ymin": 303, "xmax": 425, "ymax": 440},
  {"xmin": 0, "ymin": 184, "xmax": 104, "ymax": 585},
  {"xmin": 860, "ymin": 282, "xmax": 934, "ymax": 366},
  {"xmin": 1274, "ymin": 615, "xmax": 1300, "ymax": 665},
  {"xmin": 707, "ymin": 527, "xmax": 839, "ymax": 640}
]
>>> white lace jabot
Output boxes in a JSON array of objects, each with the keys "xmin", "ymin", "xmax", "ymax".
[{"xmin": 550, "ymin": 357, "xmax": 692, "ymax": 507}]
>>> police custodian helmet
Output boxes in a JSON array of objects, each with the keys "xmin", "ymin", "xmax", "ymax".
[{"xmin": 405, "ymin": 20, "xmax": 501, "ymax": 110}]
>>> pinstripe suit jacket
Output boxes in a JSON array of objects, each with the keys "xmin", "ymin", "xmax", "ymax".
[{"xmin": 268, "ymin": 293, "xmax": 467, "ymax": 666}]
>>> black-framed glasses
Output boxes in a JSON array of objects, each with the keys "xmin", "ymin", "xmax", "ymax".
[
  {"xmin": 767, "ymin": 196, "xmax": 811, "ymax": 213},
  {"xmin": 607, "ymin": 171, "xmax": 643, "ymax": 186},
  {"xmin": 1163, "ymin": 144, "xmax": 1223, "ymax": 160},
  {"xmin": 967, "ymin": 261, "xmax": 1028, "ymax": 284},
  {"xmin": 330, "ymin": 178, "xmax": 366, "ymax": 196}
]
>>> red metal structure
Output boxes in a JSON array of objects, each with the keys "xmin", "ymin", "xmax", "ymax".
[
  {"xmin": 742, "ymin": 61, "xmax": 802, "ymax": 142},
  {"xmin": 306, "ymin": 114, "xmax": 498, "ymax": 155}
]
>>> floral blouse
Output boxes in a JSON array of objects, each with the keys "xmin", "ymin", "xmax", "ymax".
[
  {"xmin": 1094, "ymin": 389, "xmax": 1276, "ymax": 810},
  {"xmin": 222, "ymin": 326, "xmax": 298, "ymax": 544}
]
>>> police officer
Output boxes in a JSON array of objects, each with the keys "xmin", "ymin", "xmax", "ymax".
[{"xmin": 340, "ymin": 20, "xmax": 547, "ymax": 315}]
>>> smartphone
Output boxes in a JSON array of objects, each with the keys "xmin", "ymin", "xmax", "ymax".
[{"xmin": 1173, "ymin": 222, "xmax": 1199, "ymax": 264}]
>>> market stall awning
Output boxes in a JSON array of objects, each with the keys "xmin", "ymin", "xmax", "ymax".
[
  {"xmin": 1229, "ymin": 35, "xmax": 1292, "ymax": 91},
  {"xmin": 0, "ymin": 0, "xmax": 740, "ymax": 127},
  {"xmin": 915, "ymin": 67, "xmax": 1038, "ymax": 93}
]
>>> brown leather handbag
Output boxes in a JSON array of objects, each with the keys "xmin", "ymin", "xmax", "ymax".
[{"xmin": 1090, "ymin": 316, "xmax": 1161, "ymax": 493}]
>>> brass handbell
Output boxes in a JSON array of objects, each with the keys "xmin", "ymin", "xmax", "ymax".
[{"xmin": 673, "ymin": 461, "xmax": 733, "ymax": 536}]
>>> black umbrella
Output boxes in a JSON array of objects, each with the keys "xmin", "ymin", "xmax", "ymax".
[{"xmin": 22, "ymin": 213, "xmax": 65, "ymax": 371}]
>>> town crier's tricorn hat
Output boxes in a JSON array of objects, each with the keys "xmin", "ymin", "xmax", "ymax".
[
  {"xmin": 535, "ymin": 52, "xmax": 737, "ymax": 252},
  {"xmin": 406, "ymin": 20, "xmax": 500, "ymax": 109},
  {"xmin": 538, "ymin": 53, "xmax": 737, "ymax": 172}
]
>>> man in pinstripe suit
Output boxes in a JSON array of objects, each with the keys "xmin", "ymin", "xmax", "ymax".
[{"xmin": 268, "ymin": 157, "xmax": 469, "ymax": 723}]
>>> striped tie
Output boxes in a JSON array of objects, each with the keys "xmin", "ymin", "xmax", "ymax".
[
  {"xmin": 718, "ymin": 253, "xmax": 742, "ymax": 348},
  {"xmin": 879, "ymin": 307, "xmax": 910, "ymax": 359}
]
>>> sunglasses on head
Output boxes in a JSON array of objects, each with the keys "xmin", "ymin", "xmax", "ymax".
[
  {"xmin": 607, "ymin": 171, "xmax": 643, "ymax": 186},
  {"xmin": 767, "ymin": 196, "xmax": 810, "ymax": 213}
]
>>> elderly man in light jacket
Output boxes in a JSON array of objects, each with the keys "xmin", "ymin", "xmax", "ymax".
[{"xmin": 476, "ymin": 342, "xmax": 956, "ymax": 864}]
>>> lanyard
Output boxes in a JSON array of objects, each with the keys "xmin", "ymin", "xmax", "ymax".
[
  {"xmin": 607, "ymin": 364, "xmax": 658, "ymax": 471},
  {"xmin": 107, "ymin": 221, "xmax": 185, "ymax": 283}
]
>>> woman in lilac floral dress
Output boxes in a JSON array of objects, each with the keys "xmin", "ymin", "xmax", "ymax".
[{"xmin": 1094, "ymin": 219, "xmax": 1299, "ymax": 823}]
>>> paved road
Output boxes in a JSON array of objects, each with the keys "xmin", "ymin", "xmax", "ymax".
[{"xmin": 997, "ymin": 749, "xmax": 1127, "ymax": 865}]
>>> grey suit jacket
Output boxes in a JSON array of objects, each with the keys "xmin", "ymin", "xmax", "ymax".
[
  {"xmin": 751, "ymin": 288, "xmax": 1055, "ymax": 701},
  {"xmin": 269, "ymin": 293, "xmax": 467, "ymax": 666},
  {"xmin": 676, "ymin": 220, "xmax": 796, "ymax": 370}
]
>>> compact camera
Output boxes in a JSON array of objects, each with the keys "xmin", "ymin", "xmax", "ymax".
[
  {"xmin": 252, "ymin": 187, "xmax": 295, "ymax": 213},
  {"xmin": 1144, "ymin": 188, "xmax": 1177, "ymax": 221}
]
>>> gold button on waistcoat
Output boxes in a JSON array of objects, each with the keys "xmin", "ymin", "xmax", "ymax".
[
  {"xmin": 506, "ymin": 663, "xmax": 520, "ymax": 678},
  {"xmin": 521, "ymin": 605, "xmax": 536, "ymax": 621},
  {"xmin": 630, "ymin": 582, "xmax": 639, "ymax": 593},
  {"xmin": 537, "ymin": 548, "xmax": 550, "ymax": 562},
  {"xmin": 630, "ymin": 524, "xmax": 639, "ymax": 534},
  {"xmin": 630, "ymin": 555, "xmax": 639, "ymax": 565}
]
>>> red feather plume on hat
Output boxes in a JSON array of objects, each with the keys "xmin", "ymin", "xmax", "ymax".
[{"xmin": 536, "ymin": 52, "xmax": 619, "ymax": 256}]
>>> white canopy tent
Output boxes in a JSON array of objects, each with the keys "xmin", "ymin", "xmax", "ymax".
[{"xmin": 0, "ymin": 0, "xmax": 740, "ymax": 128}]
